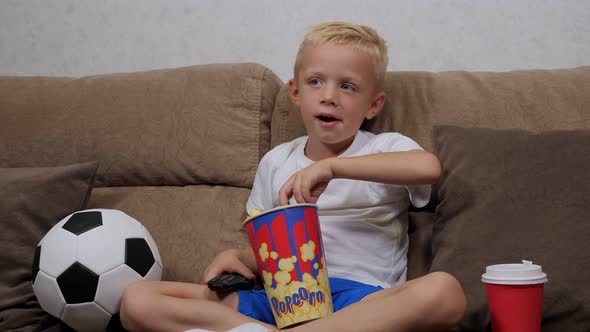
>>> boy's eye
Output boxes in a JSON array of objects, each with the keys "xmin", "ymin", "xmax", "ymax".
[
  {"xmin": 309, "ymin": 78, "xmax": 321, "ymax": 86},
  {"xmin": 341, "ymin": 83, "xmax": 355, "ymax": 91}
]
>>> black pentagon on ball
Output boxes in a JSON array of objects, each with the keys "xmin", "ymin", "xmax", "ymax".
[
  {"xmin": 57, "ymin": 262, "xmax": 99, "ymax": 304},
  {"xmin": 31, "ymin": 246, "xmax": 41, "ymax": 283},
  {"xmin": 107, "ymin": 313, "xmax": 124, "ymax": 331},
  {"xmin": 62, "ymin": 211, "xmax": 103, "ymax": 235},
  {"xmin": 125, "ymin": 238, "xmax": 155, "ymax": 277}
]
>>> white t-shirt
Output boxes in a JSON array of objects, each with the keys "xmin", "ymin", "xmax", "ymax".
[{"xmin": 246, "ymin": 130, "xmax": 430, "ymax": 288}]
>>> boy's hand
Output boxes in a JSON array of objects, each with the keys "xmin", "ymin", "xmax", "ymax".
[
  {"xmin": 279, "ymin": 159, "xmax": 334, "ymax": 205},
  {"xmin": 201, "ymin": 249, "xmax": 257, "ymax": 283}
]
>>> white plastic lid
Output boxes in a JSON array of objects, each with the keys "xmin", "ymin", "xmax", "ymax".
[{"xmin": 481, "ymin": 260, "xmax": 548, "ymax": 285}]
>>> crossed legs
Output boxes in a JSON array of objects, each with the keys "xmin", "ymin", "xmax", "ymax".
[{"xmin": 120, "ymin": 272, "xmax": 466, "ymax": 332}]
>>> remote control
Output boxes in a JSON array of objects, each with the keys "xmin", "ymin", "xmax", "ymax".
[{"xmin": 207, "ymin": 272, "xmax": 254, "ymax": 293}]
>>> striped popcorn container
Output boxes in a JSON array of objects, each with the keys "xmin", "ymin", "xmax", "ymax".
[{"xmin": 242, "ymin": 204, "xmax": 333, "ymax": 329}]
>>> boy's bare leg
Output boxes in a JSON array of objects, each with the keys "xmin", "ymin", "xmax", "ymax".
[
  {"xmin": 121, "ymin": 272, "xmax": 464, "ymax": 332},
  {"xmin": 291, "ymin": 272, "xmax": 466, "ymax": 332},
  {"xmin": 119, "ymin": 280, "xmax": 277, "ymax": 332}
]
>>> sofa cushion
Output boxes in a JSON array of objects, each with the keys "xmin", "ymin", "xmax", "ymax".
[
  {"xmin": 0, "ymin": 161, "xmax": 98, "ymax": 332},
  {"xmin": 430, "ymin": 125, "xmax": 590, "ymax": 331},
  {"xmin": 88, "ymin": 185, "xmax": 252, "ymax": 283},
  {"xmin": 0, "ymin": 63, "xmax": 282, "ymax": 188},
  {"xmin": 271, "ymin": 67, "xmax": 590, "ymax": 152},
  {"xmin": 407, "ymin": 211, "xmax": 434, "ymax": 280}
]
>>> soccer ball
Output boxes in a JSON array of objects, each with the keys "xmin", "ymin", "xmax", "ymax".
[{"xmin": 31, "ymin": 209, "xmax": 163, "ymax": 332}]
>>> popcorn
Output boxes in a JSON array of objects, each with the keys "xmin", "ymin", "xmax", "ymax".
[
  {"xmin": 278, "ymin": 257, "xmax": 296, "ymax": 272},
  {"xmin": 248, "ymin": 208, "xmax": 262, "ymax": 218},
  {"xmin": 259, "ymin": 243, "xmax": 270, "ymax": 262},
  {"xmin": 262, "ymin": 270, "xmax": 273, "ymax": 287},
  {"xmin": 300, "ymin": 240, "xmax": 316, "ymax": 262},
  {"xmin": 275, "ymin": 270, "xmax": 292, "ymax": 285}
]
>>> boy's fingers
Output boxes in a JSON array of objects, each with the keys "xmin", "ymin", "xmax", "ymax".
[
  {"xmin": 202, "ymin": 264, "xmax": 254, "ymax": 283},
  {"xmin": 293, "ymin": 176, "xmax": 305, "ymax": 203},
  {"xmin": 231, "ymin": 264, "xmax": 256, "ymax": 280},
  {"xmin": 309, "ymin": 183, "xmax": 326, "ymax": 204},
  {"xmin": 301, "ymin": 183, "xmax": 312, "ymax": 203},
  {"xmin": 202, "ymin": 267, "xmax": 222, "ymax": 283},
  {"xmin": 279, "ymin": 178, "xmax": 294, "ymax": 206},
  {"xmin": 279, "ymin": 187, "xmax": 291, "ymax": 206}
]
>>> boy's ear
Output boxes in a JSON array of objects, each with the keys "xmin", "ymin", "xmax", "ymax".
[
  {"xmin": 365, "ymin": 91, "xmax": 386, "ymax": 120},
  {"xmin": 288, "ymin": 79, "xmax": 301, "ymax": 107}
]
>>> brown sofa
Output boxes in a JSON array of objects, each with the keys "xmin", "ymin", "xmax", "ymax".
[{"xmin": 1, "ymin": 63, "xmax": 589, "ymax": 331}]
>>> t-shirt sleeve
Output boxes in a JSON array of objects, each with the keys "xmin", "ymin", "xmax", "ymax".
[
  {"xmin": 246, "ymin": 152, "xmax": 276, "ymax": 215},
  {"xmin": 375, "ymin": 133, "xmax": 432, "ymax": 208}
]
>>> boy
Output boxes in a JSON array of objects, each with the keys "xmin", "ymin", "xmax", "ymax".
[{"xmin": 120, "ymin": 22, "xmax": 466, "ymax": 332}]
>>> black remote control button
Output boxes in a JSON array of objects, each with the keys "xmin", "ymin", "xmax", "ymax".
[{"xmin": 207, "ymin": 273, "xmax": 254, "ymax": 293}]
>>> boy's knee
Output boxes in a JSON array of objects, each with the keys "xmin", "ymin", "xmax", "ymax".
[
  {"xmin": 423, "ymin": 272, "xmax": 467, "ymax": 327},
  {"xmin": 421, "ymin": 272, "xmax": 467, "ymax": 328},
  {"xmin": 119, "ymin": 280, "xmax": 156, "ymax": 331}
]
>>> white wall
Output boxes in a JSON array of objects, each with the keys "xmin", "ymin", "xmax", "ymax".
[{"xmin": 1, "ymin": 0, "xmax": 589, "ymax": 81}]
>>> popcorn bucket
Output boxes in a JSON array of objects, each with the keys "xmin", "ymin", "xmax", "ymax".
[{"xmin": 243, "ymin": 204, "xmax": 333, "ymax": 328}]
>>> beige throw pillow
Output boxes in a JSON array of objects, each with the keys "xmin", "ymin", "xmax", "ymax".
[
  {"xmin": 431, "ymin": 126, "xmax": 590, "ymax": 331},
  {"xmin": 0, "ymin": 162, "xmax": 98, "ymax": 332}
]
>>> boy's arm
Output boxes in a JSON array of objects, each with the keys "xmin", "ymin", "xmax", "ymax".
[
  {"xmin": 330, "ymin": 150, "xmax": 440, "ymax": 185},
  {"xmin": 279, "ymin": 150, "xmax": 440, "ymax": 205}
]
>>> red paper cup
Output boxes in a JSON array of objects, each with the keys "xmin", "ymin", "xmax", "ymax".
[
  {"xmin": 243, "ymin": 204, "xmax": 334, "ymax": 329},
  {"xmin": 481, "ymin": 260, "xmax": 548, "ymax": 332}
]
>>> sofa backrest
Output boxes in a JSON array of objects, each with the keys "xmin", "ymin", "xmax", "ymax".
[
  {"xmin": 271, "ymin": 67, "xmax": 590, "ymax": 152},
  {"xmin": 0, "ymin": 63, "xmax": 283, "ymax": 282},
  {"xmin": 1, "ymin": 63, "xmax": 282, "ymax": 188}
]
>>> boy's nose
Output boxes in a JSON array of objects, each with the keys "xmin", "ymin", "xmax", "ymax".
[{"xmin": 320, "ymin": 86, "xmax": 337, "ymax": 106}]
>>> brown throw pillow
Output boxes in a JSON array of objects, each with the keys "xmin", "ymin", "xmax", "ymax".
[
  {"xmin": 430, "ymin": 126, "xmax": 590, "ymax": 331},
  {"xmin": 0, "ymin": 162, "xmax": 98, "ymax": 332}
]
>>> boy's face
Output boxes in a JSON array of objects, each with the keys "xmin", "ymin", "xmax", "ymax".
[{"xmin": 289, "ymin": 44, "xmax": 385, "ymax": 153}]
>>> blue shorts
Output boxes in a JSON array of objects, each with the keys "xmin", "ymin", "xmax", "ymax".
[{"xmin": 237, "ymin": 277, "xmax": 383, "ymax": 325}]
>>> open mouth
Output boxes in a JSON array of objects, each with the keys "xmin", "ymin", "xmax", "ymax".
[
  {"xmin": 316, "ymin": 114, "xmax": 340, "ymax": 128},
  {"xmin": 316, "ymin": 114, "xmax": 340, "ymax": 122}
]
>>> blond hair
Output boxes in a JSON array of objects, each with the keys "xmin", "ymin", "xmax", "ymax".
[{"xmin": 293, "ymin": 22, "xmax": 388, "ymax": 90}]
